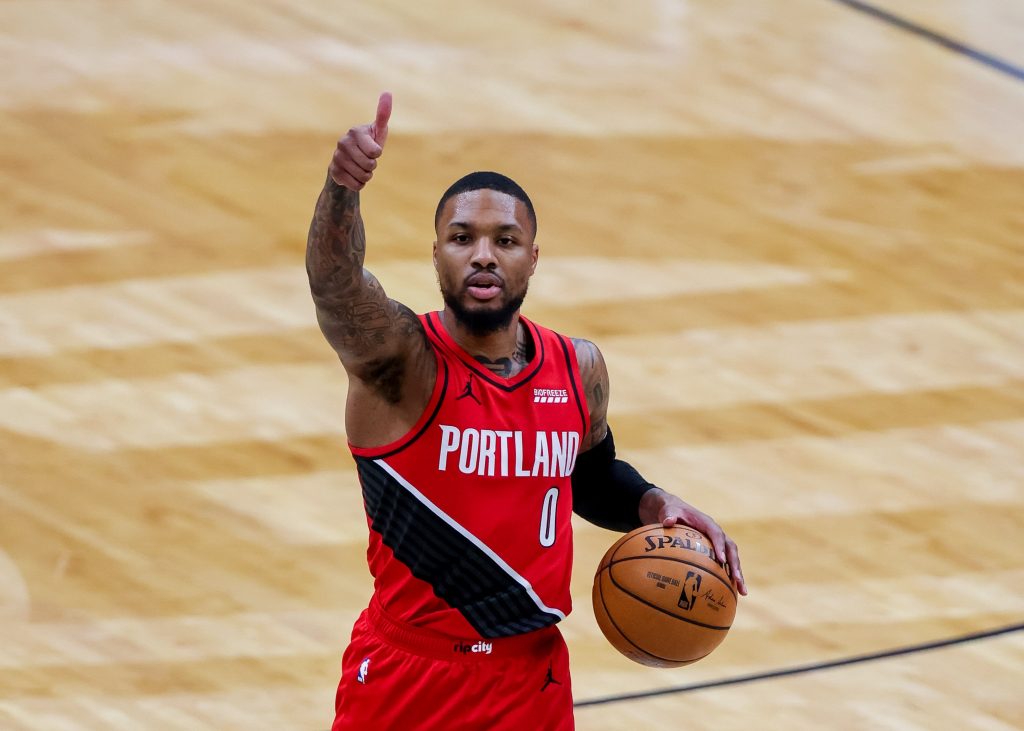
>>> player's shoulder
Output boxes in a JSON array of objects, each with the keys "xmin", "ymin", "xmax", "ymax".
[
  {"xmin": 523, "ymin": 316, "xmax": 605, "ymax": 373},
  {"xmin": 567, "ymin": 336, "xmax": 606, "ymax": 375}
]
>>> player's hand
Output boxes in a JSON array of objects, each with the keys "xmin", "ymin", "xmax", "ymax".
[
  {"xmin": 329, "ymin": 92, "xmax": 392, "ymax": 191},
  {"xmin": 640, "ymin": 488, "xmax": 747, "ymax": 596}
]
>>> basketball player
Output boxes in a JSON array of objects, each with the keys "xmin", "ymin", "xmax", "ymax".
[{"xmin": 308, "ymin": 92, "xmax": 747, "ymax": 730}]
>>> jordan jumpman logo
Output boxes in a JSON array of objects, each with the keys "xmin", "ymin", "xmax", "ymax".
[
  {"xmin": 540, "ymin": 663, "xmax": 562, "ymax": 692},
  {"xmin": 456, "ymin": 374, "xmax": 481, "ymax": 404}
]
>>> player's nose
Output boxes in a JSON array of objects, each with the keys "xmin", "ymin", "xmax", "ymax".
[{"xmin": 469, "ymin": 237, "xmax": 497, "ymax": 266}]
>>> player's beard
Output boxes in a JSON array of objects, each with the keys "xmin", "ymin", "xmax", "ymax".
[{"xmin": 441, "ymin": 282, "xmax": 528, "ymax": 336}]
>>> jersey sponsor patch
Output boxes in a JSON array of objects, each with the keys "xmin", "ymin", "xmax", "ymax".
[{"xmin": 534, "ymin": 387, "xmax": 568, "ymax": 404}]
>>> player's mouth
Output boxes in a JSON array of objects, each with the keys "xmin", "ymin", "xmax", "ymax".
[{"xmin": 465, "ymin": 272, "xmax": 503, "ymax": 301}]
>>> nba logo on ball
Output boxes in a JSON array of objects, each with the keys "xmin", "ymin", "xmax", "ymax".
[
  {"xmin": 593, "ymin": 525, "xmax": 738, "ymax": 667},
  {"xmin": 678, "ymin": 571, "xmax": 702, "ymax": 611}
]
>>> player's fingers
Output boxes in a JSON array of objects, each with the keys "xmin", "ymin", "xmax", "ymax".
[
  {"xmin": 372, "ymin": 91, "xmax": 392, "ymax": 146},
  {"xmin": 701, "ymin": 520, "xmax": 729, "ymax": 567},
  {"xmin": 328, "ymin": 162, "xmax": 366, "ymax": 191},
  {"xmin": 338, "ymin": 137, "xmax": 378, "ymax": 173},
  {"xmin": 374, "ymin": 92, "xmax": 393, "ymax": 129},
  {"xmin": 725, "ymin": 538, "xmax": 747, "ymax": 595},
  {"xmin": 346, "ymin": 126, "xmax": 384, "ymax": 160},
  {"xmin": 330, "ymin": 171, "xmax": 364, "ymax": 191},
  {"xmin": 335, "ymin": 155, "xmax": 374, "ymax": 185}
]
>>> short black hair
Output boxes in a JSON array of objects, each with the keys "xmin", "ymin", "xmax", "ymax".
[{"xmin": 434, "ymin": 171, "xmax": 537, "ymax": 235}]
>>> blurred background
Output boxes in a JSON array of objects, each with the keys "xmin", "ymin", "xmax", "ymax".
[{"xmin": 0, "ymin": 1, "xmax": 1022, "ymax": 729}]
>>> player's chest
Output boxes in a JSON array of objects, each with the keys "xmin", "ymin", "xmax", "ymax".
[{"xmin": 430, "ymin": 366, "xmax": 584, "ymax": 480}]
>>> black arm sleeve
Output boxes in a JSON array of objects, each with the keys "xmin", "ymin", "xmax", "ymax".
[{"xmin": 571, "ymin": 428, "xmax": 657, "ymax": 532}]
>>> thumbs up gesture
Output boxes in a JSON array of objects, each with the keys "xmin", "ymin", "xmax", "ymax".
[{"xmin": 329, "ymin": 92, "xmax": 392, "ymax": 191}]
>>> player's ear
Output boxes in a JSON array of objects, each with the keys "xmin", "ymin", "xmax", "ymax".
[
  {"xmin": 530, "ymin": 242, "xmax": 539, "ymax": 275},
  {"xmin": 432, "ymin": 240, "xmax": 439, "ymax": 270}
]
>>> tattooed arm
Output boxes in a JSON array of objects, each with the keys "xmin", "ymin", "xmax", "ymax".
[
  {"xmin": 306, "ymin": 94, "xmax": 435, "ymax": 443},
  {"xmin": 571, "ymin": 337, "xmax": 746, "ymax": 593},
  {"xmin": 306, "ymin": 180, "xmax": 426, "ymax": 388},
  {"xmin": 571, "ymin": 338, "xmax": 609, "ymax": 451}
]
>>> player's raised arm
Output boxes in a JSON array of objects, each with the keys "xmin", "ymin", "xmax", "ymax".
[
  {"xmin": 306, "ymin": 93, "xmax": 427, "ymax": 385},
  {"xmin": 570, "ymin": 338, "xmax": 747, "ymax": 595}
]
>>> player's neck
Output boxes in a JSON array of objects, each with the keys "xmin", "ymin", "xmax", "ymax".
[{"xmin": 441, "ymin": 309, "xmax": 532, "ymax": 378}]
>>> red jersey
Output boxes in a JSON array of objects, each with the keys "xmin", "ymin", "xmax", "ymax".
[{"xmin": 349, "ymin": 311, "xmax": 590, "ymax": 639}]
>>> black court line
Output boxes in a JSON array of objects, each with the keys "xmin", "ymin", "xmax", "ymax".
[
  {"xmin": 828, "ymin": 0, "xmax": 1024, "ymax": 84},
  {"xmin": 573, "ymin": 621, "xmax": 1024, "ymax": 708}
]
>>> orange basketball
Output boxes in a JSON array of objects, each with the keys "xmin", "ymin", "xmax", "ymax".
[{"xmin": 592, "ymin": 524, "xmax": 737, "ymax": 667}]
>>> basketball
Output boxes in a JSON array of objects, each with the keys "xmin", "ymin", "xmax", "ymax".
[{"xmin": 592, "ymin": 524, "xmax": 737, "ymax": 668}]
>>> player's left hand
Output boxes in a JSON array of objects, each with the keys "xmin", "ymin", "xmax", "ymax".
[{"xmin": 640, "ymin": 487, "xmax": 747, "ymax": 596}]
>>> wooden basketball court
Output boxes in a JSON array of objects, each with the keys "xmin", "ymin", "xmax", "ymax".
[{"xmin": 1, "ymin": 1, "xmax": 1022, "ymax": 728}]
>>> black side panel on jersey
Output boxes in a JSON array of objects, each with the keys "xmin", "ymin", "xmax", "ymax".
[{"xmin": 356, "ymin": 456, "xmax": 561, "ymax": 638}]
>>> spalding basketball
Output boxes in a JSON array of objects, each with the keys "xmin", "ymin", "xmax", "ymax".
[{"xmin": 593, "ymin": 524, "xmax": 737, "ymax": 667}]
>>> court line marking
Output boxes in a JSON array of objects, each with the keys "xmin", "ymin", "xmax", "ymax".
[
  {"xmin": 573, "ymin": 621, "xmax": 1024, "ymax": 708},
  {"xmin": 828, "ymin": 0, "xmax": 1024, "ymax": 84}
]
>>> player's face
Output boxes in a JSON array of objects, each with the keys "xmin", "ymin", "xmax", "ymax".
[{"xmin": 434, "ymin": 189, "xmax": 538, "ymax": 334}]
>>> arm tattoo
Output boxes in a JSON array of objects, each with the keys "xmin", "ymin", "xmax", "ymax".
[
  {"xmin": 572, "ymin": 338, "xmax": 609, "ymax": 447},
  {"xmin": 305, "ymin": 175, "xmax": 428, "ymax": 391},
  {"xmin": 306, "ymin": 176, "xmax": 366, "ymax": 302}
]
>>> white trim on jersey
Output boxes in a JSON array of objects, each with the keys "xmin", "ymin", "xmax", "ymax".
[{"xmin": 373, "ymin": 458, "xmax": 567, "ymax": 622}]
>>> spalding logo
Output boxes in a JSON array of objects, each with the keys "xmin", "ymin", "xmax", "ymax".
[{"xmin": 643, "ymin": 534, "xmax": 713, "ymax": 559}]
